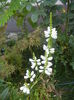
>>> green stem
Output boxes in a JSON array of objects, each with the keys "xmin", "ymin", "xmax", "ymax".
[{"xmin": 30, "ymin": 73, "xmax": 43, "ymax": 90}]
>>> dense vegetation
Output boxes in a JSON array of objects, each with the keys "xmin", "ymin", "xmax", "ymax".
[{"xmin": 0, "ymin": 0, "xmax": 74, "ymax": 100}]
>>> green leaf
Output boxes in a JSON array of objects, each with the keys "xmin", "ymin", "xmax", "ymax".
[
  {"xmin": 26, "ymin": 5, "xmax": 32, "ymax": 11},
  {"xmin": 70, "ymin": 62, "xmax": 74, "ymax": 70},
  {"xmin": 31, "ymin": 14, "xmax": 38, "ymax": 23},
  {"xmin": 0, "ymin": 87, "xmax": 9, "ymax": 100},
  {"xmin": 71, "ymin": 3, "xmax": 74, "ymax": 10}
]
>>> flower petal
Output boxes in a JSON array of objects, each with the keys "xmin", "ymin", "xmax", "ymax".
[{"xmin": 39, "ymin": 70, "xmax": 43, "ymax": 73}]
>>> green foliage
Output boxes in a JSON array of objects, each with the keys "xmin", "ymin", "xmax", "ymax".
[
  {"xmin": 69, "ymin": 35, "xmax": 74, "ymax": 70},
  {"xmin": 0, "ymin": 0, "xmax": 21, "ymax": 26},
  {"xmin": 54, "ymin": 30, "xmax": 74, "ymax": 100},
  {"xmin": 69, "ymin": 1, "xmax": 74, "ymax": 34},
  {"xmin": 0, "ymin": 0, "xmax": 74, "ymax": 100}
]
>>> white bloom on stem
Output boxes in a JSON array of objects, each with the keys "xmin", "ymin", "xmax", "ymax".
[
  {"xmin": 50, "ymin": 48, "xmax": 55, "ymax": 54},
  {"xmin": 39, "ymin": 66, "xmax": 44, "ymax": 69},
  {"xmin": 37, "ymin": 59, "xmax": 41, "ymax": 66},
  {"xmin": 43, "ymin": 45, "xmax": 47, "ymax": 50},
  {"xmin": 29, "ymin": 58, "xmax": 36, "ymax": 69},
  {"xmin": 30, "ymin": 71, "xmax": 36, "ymax": 82},
  {"xmin": 35, "ymin": 66, "xmax": 38, "ymax": 71},
  {"xmin": 31, "ymin": 62, "xmax": 36, "ymax": 69},
  {"xmin": 45, "ymin": 68, "xmax": 52, "ymax": 76},
  {"xmin": 40, "ymin": 55, "xmax": 45, "ymax": 60},
  {"xmin": 20, "ymin": 83, "xmax": 30, "ymax": 94},
  {"xmin": 39, "ymin": 69, "xmax": 44, "ymax": 73},
  {"xmin": 48, "ymin": 57, "xmax": 53, "ymax": 61},
  {"xmin": 24, "ymin": 70, "xmax": 36, "ymax": 82},
  {"xmin": 29, "ymin": 57, "xmax": 41, "ymax": 70},
  {"xmin": 47, "ymin": 62, "xmax": 53, "ymax": 67},
  {"xmin": 43, "ymin": 45, "xmax": 49, "ymax": 55},
  {"xmin": 24, "ymin": 70, "xmax": 30, "ymax": 79},
  {"xmin": 44, "ymin": 30, "xmax": 50, "ymax": 38},
  {"xmin": 44, "ymin": 26, "xmax": 50, "ymax": 38},
  {"xmin": 41, "ymin": 60, "xmax": 46, "ymax": 64},
  {"xmin": 51, "ymin": 28, "xmax": 57, "ymax": 39},
  {"xmin": 44, "ymin": 26, "xmax": 57, "ymax": 40}
]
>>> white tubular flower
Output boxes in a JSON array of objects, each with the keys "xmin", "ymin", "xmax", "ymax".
[
  {"xmin": 39, "ymin": 66, "xmax": 44, "ymax": 69},
  {"xmin": 41, "ymin": 60, "xmax": 46, "ymax": 64},
  {"xmin": 44, "ymin": 26, "xmax": 57, "ymax": 42},
  {"xmin": 31, "ymin": 62, "xmax": 36, "ymax": 69},
  {"xmin": 20, "ymin": 83, "xmax": 30, "ymax": 94},
  {"xmin": 24, "ymin": 70, "xmax": 30, "ymax": 79},
  {"xmin": 48, "ymin": 57, "xmax": 53, "ymax": 61},
  {"xmin": 35, "ymin": 66, "xmax": 38, "ymax": 71},
  {"xmin": 43, "ymin": 45, "xmax": 49, "ymax": 55},
  {"xmin": 44, "ymin": 30, "xmax": 50, "ymax": 38},
  {"xmin": 47, "ymin": 62, "xmax": 53, "ymax": 67},
  {"xmin": 50, "ymin": 48, "xmax": 55, "ymax": 54},
  {"xmin": 24, "ymin": 70, "xmax": 36, "ymax": 82},
  {"xmin": 43, "ymin": 44, "xmax": 47, "ymax": 50},
  {"xmin": 37, "ymin": 59, "xmax": 41, "ymax": 66},
  {"xmin": 45, "ymin": 68, "xmax": 52, "ymax": 76},
  {"xmin": 39, "ymin": 69, "xmax": 44, "ymax": 73},
  {"xmin": 39, "ymin": 66, "xmax": 44, "ymax": 73},
  {"xmin": 30, "ymin": 71, "xmax": 36, "ymax": 82},
  {"xmin": 51, "ymin": 28, "xmax": 57, "ymax": 39},
  {"xmin": 29, "ymin": 57, "xmax": 41, "ymax": 70},
  {"xmin": 40, "ymin": 55, "xmax": 45, "ymax": 60},
  {"xmin": 29, "ymin": 58, "xmax": 36, "ymax": 69},
  {"xmin": 44, "ymin": 26, "xmax": 50, "ymax": 38}
]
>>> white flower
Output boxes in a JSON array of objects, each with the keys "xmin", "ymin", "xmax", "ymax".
[
  {"xmin": 29, "ymin": 58, "xmax": 34, "ymax": 62},
  {"xmin": 29, "ymin": 57, "xmax": 41, "ymax": 70},
  {"xmin": 20, "ymin": 83, "xmax": 30, "ymax": 94},
  {"xmin": 43, "ymin": 45, "xmax": 47, "ymax": 50},
  {"xmin": 24, "ymin": 70, "xmax": 36, "ymax": 82},
  {"xmin": 31, "ymin": 71, "xmax": 34, "ymax": 76},
  {"xmin": 39, "ymin": 66, "xmax": 44, "ymax": 69},
  {"xmin": 40, "ymin": 55, "xmax": 45, "ymax": 60},
  {"xmin": 41, "ymin": 60, "xmax": 46, "ymax": 64},
  {"xmin": 44, "ymin": 27, "xmax": 57, "ymax": 40},
  {"xmin": 35, "ymin": 66, "xmax": 38, "ymax": 71},
  {"xmin": 43, "ymin": 45, "xmax": 49, "ymax": 55},
  {"xmin": 31, "ymin": 62, "xmax": 36, "ymax": 69},
  {"xmin": 29, "ymin": 58, "xmax": 36, "ymax": 69},
  {"xmin": 30, "ymin": 71, "xmax": 36, "ymax": 82},
  {"xmin": 24, "ymin": 70, "xmax": 30, "ymax": 79},
  {"xmin": 44, "ymin": 30, "xmax": 50, "ymax": 38},
  {"xmin": 45, "ymin": 68, "xmax": 52, "ymax": 76},
  {"xmin": 39, "ymin": 69, "xmax": 44, "ymax": 73},
  {"xmin": 47, "ymin": 62, "xmax": 53, "ymax": 67},
  {"xmin": 48, "ymin": 57, "xmax": 53, "ymax": 61},
  {"xmin": 30, "ymin": 73, "xmax": 36, "ymax": 82},
  {"xmin": 51, "ymin": 28, "xmax": 57, "ymax": 39},
  {"xmin": 37, "ymin": 59, "xmax": 41, "ymax": 66},
  {"xmin": 50, "ymin": 48, "xmax": 55, "ymax": 54}
]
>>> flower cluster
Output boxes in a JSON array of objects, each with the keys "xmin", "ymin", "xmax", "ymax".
[
  {"xmin": 29, "ymin": 57, "xmax": 41, "ymax": 71},
  {"xmin": 24, "ymin": 70, "xmax": 36, "ymax": 82},
  {"xmin": 20, "ymin": 83, "xmax": 30, "ymax": 94},
  {"xmin": 20, "ymin": 26, "xmax": 57, "ymax": 94}
]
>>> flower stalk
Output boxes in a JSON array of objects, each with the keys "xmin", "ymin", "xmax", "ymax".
[{"xmin": 20, "ymin": 12, "xmax": 57, "ymax": 95}]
